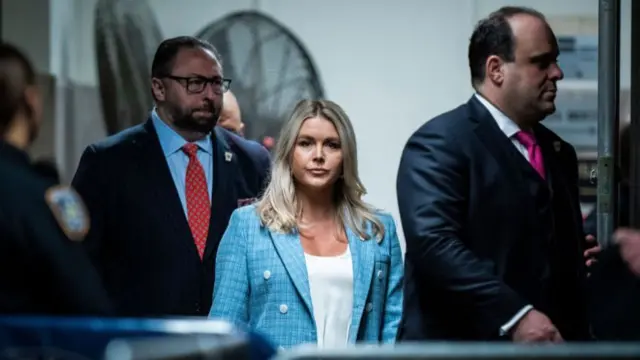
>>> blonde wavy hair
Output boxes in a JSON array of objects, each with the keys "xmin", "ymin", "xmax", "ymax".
[{"xmin": 256, "ymin": 99, "xmax": 384, "ymax": 242}]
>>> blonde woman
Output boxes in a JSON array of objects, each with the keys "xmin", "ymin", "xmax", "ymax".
[{"xmin": 209, "ymin": 100, "xmax": 403, "ymax": 349}]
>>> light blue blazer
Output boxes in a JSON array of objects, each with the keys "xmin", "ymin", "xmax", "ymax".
[{"xmin": 209, "ymin": 204, "xmax": 403, "ymax": 349}]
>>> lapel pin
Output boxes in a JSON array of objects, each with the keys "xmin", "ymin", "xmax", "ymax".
[
  {"xmin": 553, "ymin": 141, "xmax": 561, "ymax": 152},
  {"xmin": 224, "ymin": 151, "xmax": 233, "ymax": 162}
]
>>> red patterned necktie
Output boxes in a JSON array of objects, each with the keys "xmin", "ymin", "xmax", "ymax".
[
  {"xmin": 515, "ymin": 130, "xmax": 546, "ymax": 180},
  {"xmin": 182, "ymin": 143, "xmax": 210, "ymax": 259}
]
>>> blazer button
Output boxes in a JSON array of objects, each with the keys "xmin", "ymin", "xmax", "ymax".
[
  {"xmin": 279, "ymin": 304, "xmax": 288, "ymax": 314},
  {"xmin": 377, "ymin": 270, "xmax": 384, "ymax": 279},
  {"xmin": 365, "ymin": 302, "xmax": 373, "ymax": 312},
  {"xmin": 263, "ymin": 270, "xmax": 271, "ymax": 280}
]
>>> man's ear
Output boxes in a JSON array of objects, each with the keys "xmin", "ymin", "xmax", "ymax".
[
  {"xmin": 151, "ymin": 78, "xmax": 166, "ymax": 101},
  {"xmin": 485, "ymin": 55, "xmax": 505, "ymax": 86}
]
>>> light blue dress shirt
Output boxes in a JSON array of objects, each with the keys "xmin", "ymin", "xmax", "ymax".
[{"xmin": 151, "ymin": 109, "xmax": 214, "ymax": 216}]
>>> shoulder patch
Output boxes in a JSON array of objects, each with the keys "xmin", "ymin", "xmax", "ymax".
[{"xmin": 44, "ymin": 185, "xmax": 90, "ymax": 241}]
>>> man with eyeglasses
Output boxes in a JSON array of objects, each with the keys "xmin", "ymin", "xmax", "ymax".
[{"xmin": 72, "ymin": 36, "xmax": 271, "ymax": 317}]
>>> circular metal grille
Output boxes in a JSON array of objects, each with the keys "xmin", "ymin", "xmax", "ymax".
[{"xmin": 196, "ymin": 11, "xmax": 325, "ymax": 142}]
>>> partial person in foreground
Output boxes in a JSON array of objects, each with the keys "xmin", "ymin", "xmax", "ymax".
[
  {"xmin": 0, "ymin": 42, "xmax": 113, "ymax": 315},
  {"xmin": 586, "ymin": 228, "xmax": 640, "ymax": 340},
  {"xmin": 397, "ymin": 6, "xmax": 589, "ymax": 342},
  {"xmin": 72, "ymin": 36, "xmax": 270, "ymax": 317},
  {"xmin": 209, "ymin": 99, "xmax": 403, "ymax": 349},
  {"xmin": 217, "ymin": 90, "xmax": 245, "ymax": 136}
]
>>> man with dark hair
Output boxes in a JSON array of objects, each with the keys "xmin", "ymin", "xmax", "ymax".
[
  {"xmin": 0, "ymin": 42, "xmax": 113, "ymax": 315},
  {"xmin": 72, "ymin": 36, "xmax": 271, "ymax": 317},
  {"xmin": 397, "ymin": 7, "xmax": 589, "ymax": 341}
]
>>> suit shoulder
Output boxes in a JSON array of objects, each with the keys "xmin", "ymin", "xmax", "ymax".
[
  {"xmin": 87, "ymin": 123, "xmax": 146, "ymax": 153},
  {"xmin": 223, "ymin": 130, "xmax": 269, "ymax": 159},
  {"xmin": 537, "ymin": 124, "xmax": 577, "ymax": 156},
  {"xmin": 408, "ymin": 103, "xmax": 471, "ymax": 141},
  {"xmin": 219, "ymin": 129, "xmax": 270, "ymax": 177}
]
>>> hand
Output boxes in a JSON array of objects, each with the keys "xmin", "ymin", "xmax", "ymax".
[
  {"xmin": 511, "ymin": 309, "xmax": 563, "ymax": 343},
  {"xmin": 584, "ymin": 234, "xmax": 601, "ymax": 274},
  {"xmin": 613, "ymin": 228, "xmax": 640, "ymax": 277}
]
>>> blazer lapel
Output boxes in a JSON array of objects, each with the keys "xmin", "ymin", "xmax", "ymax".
[
  {"xmin": 204, "ymin": 127, "xmax": 237, "ymax": 260},
  {"xmin": 348, "ymin": 227, "xmax": 375, "ymax": 342},
  {"xmin": 469, "ymin": 97, "xmax": 544, "ymax": 232},
  {"xmin": 470, "ymin": 97, "xmax": 533, "ymax": 187},
  {"xmin": 536, "ymin": 127, "xmax": 578, "ymax": 217},
  {"xmin": 138, "ymin": 119, "xmax": 198, "ymax": 258},
  {"xmin": 269, "ymin": 230, "xmax": 314, "ymax": 314}
]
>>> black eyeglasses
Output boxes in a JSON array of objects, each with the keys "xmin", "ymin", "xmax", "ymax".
[{"xmin": 161, "ymin": 75, "xmax": 232, "ymax": 94}]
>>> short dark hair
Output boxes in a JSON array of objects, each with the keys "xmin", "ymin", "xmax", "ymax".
[
  {"xmin": 151, "ymin": 36, "xmax": 222, "ymax": 78},
  {"xmin": 0, "ymin": 42, "xmax": 36, "ymax": 135},
  {"xmin": 468, "ymin": 6, "xmax": 546, "ymax": 88}
]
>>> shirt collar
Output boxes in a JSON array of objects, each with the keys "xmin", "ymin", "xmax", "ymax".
[
  {"xmin": 474, "ymin": 93, "xmax": 521, "ymax": 139},
  {"xmin": 151, "ymin": 108, "xmax": 212, "ymax": 157}
]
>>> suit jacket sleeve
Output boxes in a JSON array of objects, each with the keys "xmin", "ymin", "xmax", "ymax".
[
  {"xmin": 396, "ymin": 127, "xmax": 527, "ymax": 337},
  {"xmin": 382, "ymin": 216, "xmax": 404, "ymax": 343},
  {"xmin": 71, "ymin": 145, "xmax": 106, "ymax": 274},
  {"xmin": 208, "ymin": 209, "xmax": 250, "ymax": 325}
]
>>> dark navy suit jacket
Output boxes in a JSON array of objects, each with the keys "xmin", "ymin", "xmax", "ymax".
[
  {"xmin": 72, "ymin": 118, "xmax": 270, "ymax": 317},
  {"xmin": 396, "ymin": 96, "xmax": 589, "ymax": 340}
]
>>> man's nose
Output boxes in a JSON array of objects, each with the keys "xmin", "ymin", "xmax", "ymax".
[
  {"xmin": 202, "ymin": 84, "xmax": 217, "ymax": 100},
  {"xmin": 550, "ymin": 63, "xmax": 564, "ymax": 81}
]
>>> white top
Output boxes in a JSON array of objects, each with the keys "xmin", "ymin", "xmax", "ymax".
[{"xmin": 304, "ymin": 247, "xmax": 354, "ymax": 348}]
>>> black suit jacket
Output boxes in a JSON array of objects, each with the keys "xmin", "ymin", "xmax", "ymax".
[
  {"xmin": 72, "ymin": 119, "xmax": 271, "ymax": 317},
  {"xmin": 396, "ymin": 96, "xmax": 588, "ymax": 340}
]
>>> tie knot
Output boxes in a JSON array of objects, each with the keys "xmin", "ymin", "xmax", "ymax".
[
  {"xmin": 182, "ymin": 143, "xmax": 199, "ymax": 158},
  {"xmin": 515, "ymin": 130, "xmax": 536, "ymax": 148}
]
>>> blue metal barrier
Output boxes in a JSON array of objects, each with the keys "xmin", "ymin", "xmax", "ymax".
[{"xmin": 0, "ymin": 316, "xmax": 276, "ymax": 359}]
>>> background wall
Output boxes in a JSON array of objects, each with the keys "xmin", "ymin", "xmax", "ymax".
[{"xmin": 2, "ymin": 0, "xmax": 631, "ymax": 249}]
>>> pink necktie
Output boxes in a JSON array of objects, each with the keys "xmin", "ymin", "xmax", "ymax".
[
  {"xmin": 183, "ymin": 143, "xmax": 210, "ymax": 260},
  {"xmin": 515, "ymin": 130, "xmax": 546, "ymax": 180}
]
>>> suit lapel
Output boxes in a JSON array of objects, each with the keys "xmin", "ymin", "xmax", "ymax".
[
  {"xmin": 469, "ymin": 97, "xmax": 547, "ymax": 228},
  {"xmin": 535, "ymin": 127, "xmax": 557, "ymax": 189},
  {"xmin": 204, "ymin": 127, "xmax": 237, "ymax": 260},
  {"xmin": 269, "ymin": 230, "xmax": 314, "ymax": 314},
  {"xmin": 348, "ymin": 227, "xmax": 375, "ymax": 342},
  {"xmin": 138, "ymin": 119, "xmax": 198, "ymax": 258},
  {"xmin": 470, "ymin": 97, "xmax": 533, "ymax": 188},
  {"xmin": 536, "ymin": 127, "xmax": 579, "ymax": 219}
]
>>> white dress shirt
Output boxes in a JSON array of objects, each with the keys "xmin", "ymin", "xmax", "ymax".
[{"xmin": 474, "ymin": 93, "xmax": 534, "ymax": 336}]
